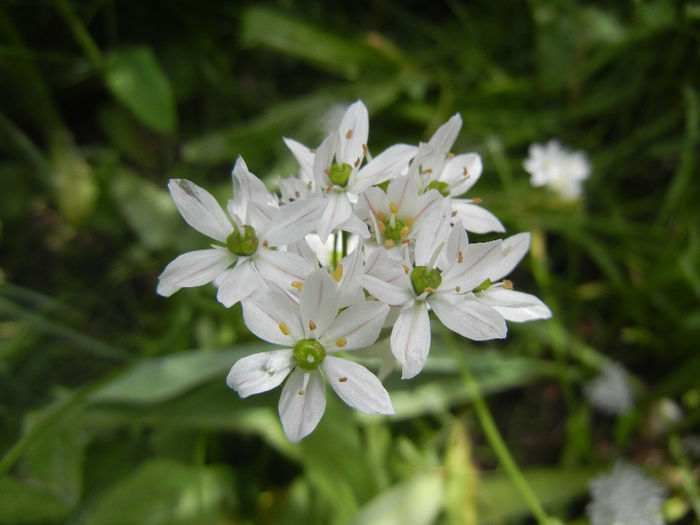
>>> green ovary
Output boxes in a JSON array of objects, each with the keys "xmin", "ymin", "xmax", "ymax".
[
  {"xmin": 293, "ymin": 339, "xmax": 326, "ymax": 370},
  {"xmin": 329, "ymin": 162, "xmax": 352, "ymax": 187},
  {"xmin": 226, "ymin": 224, "xmax": 259, "ymax": 256},
  {"xmin": 384, "ymin": 218, "xmax": 406, "ymax": 241},
  {"xmin": 410, "ymin": 266, "xmax": 442, "ymax": 295},
  {"xmin": 426, "ymin": 180, "xmax": 450, "ymax": 197}
]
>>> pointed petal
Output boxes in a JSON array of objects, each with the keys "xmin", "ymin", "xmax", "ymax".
[
  {"xmin": 441, "ymin": 153, "xmax": 483, "ymax": 196},
  {"xmin": 414, "ymin": 201, "xmax": 451, "ymax": 266},
  {"xmin": 312, "ymin": 132, "xmax": 336, "ymax": 187},
  {"xmin": 242, "ymin": 289, "xmax": 302, "ymax": 345},
  {"xmin": 430, "ymin": 295, "xmax": 507, "ymax": 341},
  {"xmin": 226, "ymin": 349, "xmax": 295, "ymax": 397},
  {"xmin": 450, "ymin": 201, "xmax": 505, "ymax": 234},
  {"xmin": 216, "ymin": 259, "xmax": 261, "ymax": 307},
  {"xmin": 355, "ymin": 144, "xmax": 417, "ymax": 192},
  {"xmin": 157, "ymin": 248, "xmax": 234, "ymax": 297},
  {"xmin": 391, "ymin": 302, "xmax": 431, "ymax": 379},
  {"xmin": 254, "ymin": 250, "xmax": 312, "ymax": 291},
  {"xmin": 338, "ymin": 100, "xmax": 369, "ymax": 166},
  {"xmin": 386, "ymin": 174, "xmax": 418, "ymax": 213},
  {"xmin": 361, "ymin": 274, "xmax": 413, "ymax": 306},
  {"xmin": 442, "ymin": 239, "xmax": 502, "ymax": 291},
  {"xmin": 428, "ymin": 113, "xmax": 462, "ymax": 155},
  {"xmin": 477, "ymin": 288, "xmax": 552, "ymax": 322},
  {"xmin": 263, "ymin": 197, "xmax": 325, "ymax": 246},
  {"xmin": 279, "ymin": 369, "xmax": 326, "ymax": 443},
  {"xmin": 490, "ymin": 232, "xmax": 531, "ymax": 281},
  {"xmin": 322, "ymin": 300, "xmax": 389, "ymax": 351},
  {"xmin": 229, "ymin": 157, "xmax": 277, "ymax": 229},
  {"xmin": 322, "ymin": 355, "xmax": 394, "ymax": 415},
  {"xmin": 300, "ymin": 269, "xmax": 340, "ymax": 337},
  {"xmin": 168, "ymin": 179, "xmax": 232, "ymax": 242},
  {"xmin": 283, "ymin": 137, "xmax": 315, "ymax": 180},
  {"xmin": 317, "ymin": 192, "xmax": 352, "ymax": 242}
]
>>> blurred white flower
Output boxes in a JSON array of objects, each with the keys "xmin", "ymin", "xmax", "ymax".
[
  {"xmin": 523, "ymin": 139, "xmax": 591, "ymax": 198},
  {"xmin": 587, "ymin": 461, "xmax": 666, "ymax": 525},
  {"xmin": 584, "ymin": 363, "xmax": 635, "ymax": 416}
]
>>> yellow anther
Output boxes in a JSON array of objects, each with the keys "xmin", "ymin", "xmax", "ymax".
[
  {"xmin": 354, "ymin": 157, "xmax": 360, "ymax": 167},
  {"xmin": 405, "ymin": 217, "xmax": 415, "ymax": 227},
  {"xmin": 377, "ymin": 221, "xmax": 386, "ymax": 233},
  {"xmin": 389, "ymin": 202, "xmax": 399, "ymax": 214},
  {"xmin": 279, "ymin": 322, "xmax": 290, "ymax": 335},
  {"xmin": 399, "ymin": 226, "xmax": 410, "ymax": 237},
  {"xmin": 339, "ymin": 377, "xmax": 348, "ymax": 382},
  {"xmin": 377, "ymin": 211, "xmax": 388, "ymax": 222},
  {"xmin": 402, "ymin": 264, "xmax": 410, "ymax": 274},
  {"xmin": 291, "ymin": 281, "xmax": 303, "ymax": 291},
  {"xmin": 335, "ymin": 337, "xmax": 347, "ymax": 348},
  {"xmin": 326, "ymin": 185, "xmax": 334, "ymax": 194},
  {"xmin": 262, "ymin": 240, "xmax": 269, "ymax": 248},
  {"xmin": 309, "ymin": 148, "xmax": 316, "ymax": 153},
  {"xmin": 423, "ymin": 168, "xmax": 433, "ymax": 174},
  {"xmin": 309, "ymin": 320, "xmax": 317, "ymax": 331},
  {"xmin": 446, "ymin": 152, "xmax": 455, "ymax": 158},
  {"xmin": 451, "ymin": 211, "xmax": 457, "ymax": 217},
  {"xmin": 503, "ymin": 280, "xmax": 513, "ymax": 290},
  {"xmin": 455, "ymin": 286, "xmax": 461, "ymax": 292},
  {"xmin": 362, "ymin": 144, "xmax": 368, "ymax": 156},
  {"xmin": 401, "ymin": 239, "xmax": 412, "ymax": 244},
  {"xmin": 424, "ymin": 287, "xmax": 437, "ymax": 293},
  {"xmin": 458, "ymin": 251, "xmax": 464, "ymax": 264},
  {"xmin": 472, "ymin": 197, "xmax": 483, "ymax": 204},
  {"xmin": 346, "ymin": 129, "xmax": 353, "ymax": 139},
  {"xmin": 298, "ymin": 390, "xmax": 304, "ymax": 395},
  {"xmin": 331, "ymin": 264, "xmax": 344, "ymax": 283},
  {"xmin": 324, "ymin": 168, "xmax": 331, "ymax": 175},
  {"xmin": 463, "ymin": 166, "xmax": 469, "ymax": 175},
  {"xmin": 384, "ymin": 239, "xmax": 395, "ymax": 248}
]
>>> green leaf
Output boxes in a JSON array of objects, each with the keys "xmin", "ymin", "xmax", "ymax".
[
  {"xmin": 82, "ymin": 458, "xmax": 235, "ymax": 525},
  {"xmin": 0, "ymin": 476, "xmax": 70, "ymax": 523},
  {"xmin": 348, "ymin": 471, "xmax": 444, "ymax": 525},
  {"xmin": 105, "ymin": 46, "xmax": 176, "ymax": 134},
  {"xmin": 50, "ymin": 131, "xmax": 98, "ymax": 225}
]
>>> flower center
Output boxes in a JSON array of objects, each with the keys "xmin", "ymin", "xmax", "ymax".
[
  {"xmin": 426, "ymin": 180, "xmax": 450, "ymax": 197},
  {"xmin": 293, "ymin": 339, "xmax": 326, "ymax": 370},
  {"xmin": 410, "ymin": 266, "xmax": 442, "ymax": 295},
  {"xmin": 226, "ymin": 224, "xmax": 259, "ymax": 256},
  {"xmin": 329, "ymin": 162, "xmax": 352, "ymax": 187}
]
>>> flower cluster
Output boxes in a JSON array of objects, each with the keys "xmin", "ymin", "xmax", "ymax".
[
  {"xmin": 523, "ymin": 139, "xmax": 591, "ymax": 199},
  {"xmin": 157, "ymin": 101, "xmax": 552, "ymax": 442}
]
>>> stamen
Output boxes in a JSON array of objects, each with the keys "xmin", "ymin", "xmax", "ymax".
[
  {"xmin": 401, "ymin": 239, "xmax": 412, "ymax": 244},
  {"xmin": 298, "ymin": 390, "xmax": 304, "ymax": 395},
  {"xmin": 423, "ymin": 168, "xmax": 433, "ymax": 174},
  {"xmin": 402, "ymin": 264, "xmax": 410, "ymax": 274},
  {"xmin": 424, "ymin": 287, "xmax": 437, "ymax": 293},
  {"xmin": 326, "ymin": 186, "xmax": 333, "ymax": 194},
  {"xmin": 446, "ymin": 152, "xmax": 455, "ymax": 158},
  {"xmin": 279, "ymin": 322, "xmax": 290, "ymax": 335},
  {"xmin": 362, "ymin": 144, "xmax": 368, "ymax": 156},
  {"xmin": 309, "ymin": 320, "xmax": 317, "ymax": 331},
  {"xmin": 503, "ymin": 279, "xmax": 513, "ymax": 290},
  {"xmin": 335, "ymin": 337, "xmax": 347, "ymax": 348},
  {"xmin": 399, "ymin": 226, "xmax": 410, "ymax": 237},
  {"xmin": 377, "ymin": 212, "xmax": 388, "ymax": 222},
  {"xmin": 455, "ymin": 286, "xmax": 461, "ymax": 292},
  {"xmin": 331, "ymin": 264, "xmax": 344, "ymax": 282},
  {"xmin": 309, "ymin": 148, "xmax": 316, "ymax": 153},
  {"xmin": 463, "ymin": 166, "xmax": 469, "ymax": 176},
  {"xmin": 324, "ymin": 168, "xmax": 330, "ymax": 175},
  {"xmin": 291, "ymin": 281, "xmax": 303, "ymax": 291},
  {"xmin": 262, "ymin": 240, "xmax": 269, "ymax": 248},
  {"xmin": 384, "ymin": 239, "xmax": 395, "ymax": 248},
  {"xmin": 405, "ymin": 217, "xmax": 415, "ymax": 227},
  {"xmin": 377, "ymin": 221, "xmax": 386, "ymax": 233},
  {"xmin": 339, "ymin": 377, "xmax": 348, "ymax": 383},
  {"xmin": 472, "ymin": 197, "xmax": 483, "ymax": 204},
  {"xmin": 354, "ymin": 157, "xmax": 360, "ymax": 167},
  {"xmin": 458, "ymin": 251, "xmax": 463, "ymax": 264},
  {"xmin": 451, "ymin": 211, "xmax": 457, "ymax": 217},
  {"xmin": 389, "ymin": 202, "xmax": 399, "ymax": 214},
  {"xmin": 346, "ymin": 129, "xmax": 353, "ymax": 139}
]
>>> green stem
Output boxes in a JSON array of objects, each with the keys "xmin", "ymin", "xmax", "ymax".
[
  {"xmin": 53, "ymin": 0, "xmax": 103, "ymax": 65},
  {"xmin": 444, "ymin": 329, "xmax": 553, "ymax": 525}
]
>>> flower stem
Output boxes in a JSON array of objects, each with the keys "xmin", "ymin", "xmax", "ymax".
[{"xmin": 443, "ymin": 328, "xmax": 554, "ymax": 525}]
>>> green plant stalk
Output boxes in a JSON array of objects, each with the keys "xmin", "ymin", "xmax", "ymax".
[
  {"xmin": 444, "ymin": 328, "xmax": 553, "ymax": 525},
  {"xmin": 53, "ymin": 0, "xmax": 103, "ymax": 65}
]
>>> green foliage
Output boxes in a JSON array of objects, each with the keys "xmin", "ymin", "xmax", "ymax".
[{"xmin": 1, "ymin": 0, "xmax": 699, "ymax": 524}]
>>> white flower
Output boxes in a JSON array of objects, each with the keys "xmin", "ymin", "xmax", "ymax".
[
  {"xmin": 523, "ymin": 139, "xmax": 591, "ymax": 199},
  {"xmin": 285, "ymin": 100, "xmax": 417, "ymax": 241},
  {"xmin": 227, "ymin": 269, "xmax": 393, "ymax": 442},
  {"xmin": 409, "ymin": 113, "xmax": 505, "ymax": 234},
  {"xmin": 584, "ymin": 363, "xmax": 635, "ymax": 416},
  {"xmin": 156, "ymin": 157, "xmax": 319, "ymax": 307},
  {"xmin": 587, "ymin": 461, "xmax": 666, "ymax": 525},
  {"xmin": 362, "ymin": 209, "xmax": 507, "ymax": 378}
]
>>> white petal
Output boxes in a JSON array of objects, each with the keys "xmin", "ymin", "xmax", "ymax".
[
  {"xmin": 226, "ymin": 349, "xmax": 295, "ymax": 397},
  {"xmin": 491, "ymin": 232, "xmax": 531, "ymax": 281},
  {"xmin": 322, "ymin": 300, "xmax": 389, "ymax": 351},
  {"xmin": 254, "ymin": 250, "xmax": 312, "ymax": 290},
  {"xmin": 168, "ymin": 179, "xmax": 232, "ymax": 242},
  {"xmin": 450, "ymin": 201, "xmax": 505, "ymax": 234},
  {"xmin": 441, "ymin": 153, "xmax": 482, "ymax": 196},
  {"xmin": 321, "ymin": 355, "xmax": 394, "ymax": 415},
  {"xmin": 300, "ymin": 269, "xmax": 340, "ymax": 337},
  {"xmin": 242, "ymin": 289, "xmax": 302, "ymax": 345},
  {"xmin": 430, "ymin": 295, "xmax": 507, "ymax": 341},
  {"xmin": 263, "ymin": 197, "xmax": 325, "ymax": 246},
  {"xmin": 414, "ymin": 201, "xmax": 451, "ymax": 266},
  {"xmin": 338, "ymin": 100, "xmax": 369, "ymax": 166},
  {"xmin": 355, "ymin": 144, "xmax": 417, "ymax": 192},
  {"xmin": 361, "ymin": 274, "xmax": 413, "ymax": 306},
  {"xmin": 283, "ymin": 137, "xmax": 315, "ymax": 180},
  {"xmin": 317, "ymin": 192, "xmax": 352, "ymax": 242},
  {"xmin": 312, "ymin": 132, "xmax": 337, "ymax": 187},
  {"xmin": 386, "ymin": 174, "xmax": 418, "ymax": 214},
  {"xmin": 478, "ymin": 288, "xmax": 552, "ymax": 322},
  {"xmin": 216, "ymin": 259, "xmax": 261, "ymax": 307},
  {"xmin": 441, "ymin": 239, "xmax": 502, "ymax": 291},
  {"xmin": 428, "ymin": 113, "xmax": 461, "ymax": 155},
  {"xmin": 391, "ymin": 302, "xmax": 431, "ymax": 379},
  {"xmin": 279, "ymin": 369, "xmax": 326, "ymax": 443},
  {"xmin": 157, "ymin": 247, "xmax": 234, "ymax": 297}
]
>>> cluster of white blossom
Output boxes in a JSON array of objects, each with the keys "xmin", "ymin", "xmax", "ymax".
[
  {"xmin": 157, "ymin": 101, "xmax": 552, "ymax": 442},
  {"xmin": 523, "ymin": 139, "xmax": 591, "ymax": 199}
]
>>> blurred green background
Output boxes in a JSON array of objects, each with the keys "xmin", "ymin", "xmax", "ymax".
[{"xmin": 1, "ymin": 1, "xmax": 699, "ymax": 523}]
